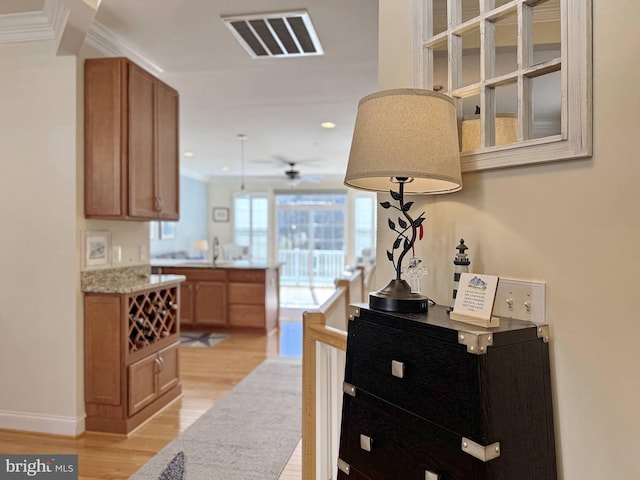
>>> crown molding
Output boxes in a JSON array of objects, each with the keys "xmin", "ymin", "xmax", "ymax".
[
  {"xmin": 0, "ymin": 0, "xmax": 68, "ymax": 44},
  {"xmin": 84, "ymin": 20, "xmax": 163, "ymax": 75}
]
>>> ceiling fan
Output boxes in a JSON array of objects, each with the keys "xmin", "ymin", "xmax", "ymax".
[{"xmin": 283, "ymin": 161, "xmax": 323, "ymax": 187}]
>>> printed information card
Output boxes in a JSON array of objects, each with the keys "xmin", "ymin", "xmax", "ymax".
[{"xmin": 449, "ymin": 272, "xmax": 500, "ymax": 327}]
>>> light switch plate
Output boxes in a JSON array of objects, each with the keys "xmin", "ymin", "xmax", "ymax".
[{"xmin": 493, "ymin": 278, "xmax": 546, "ymax": 324}]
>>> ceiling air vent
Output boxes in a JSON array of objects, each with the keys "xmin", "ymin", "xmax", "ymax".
[{"xmin": 222, "ymin": 10, "xmax": 323, "ymax": 59}]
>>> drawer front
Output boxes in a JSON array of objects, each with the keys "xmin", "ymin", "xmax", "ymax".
[
  {"xmin": 338, "ymin": 390, "xmax": 477, "ymax": 480},
  {"xmin": 228, "ymin": 269, "xmax": 265, "ymax": 283},
  {"xmin": 347, "ymin": 316, "xmax": 482, "ymax": 438},
  {"xmin": 228, "ymin": 283, "xmax": 265, "ymax": 305},
  {"xmin": 228, "ymin": 305, "xmax": 265, "ymax": 328}
]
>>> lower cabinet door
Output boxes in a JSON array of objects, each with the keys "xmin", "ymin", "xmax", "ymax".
[
  {"xmin": 195, "ymin": 281, "xmax": 227, "ymax": 326},
  {"xmin": 158, "ymin": 344, "xmax": 179, "ymax": 396},
  {"xmin": 338, "ymin": 389, "xmax": 479, "ymax": 480},
  {"xmin": 128, "ymin": 354, "xmax": 158, "ymax": 415}
]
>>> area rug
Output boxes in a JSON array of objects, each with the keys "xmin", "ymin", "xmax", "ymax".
[
  {"xmin": 179, "ymin": 332, "xmax": 228, "ymax": 348},
  {"xmin": 130, "ymin": 357, "xmax": 302, "ymax": 480}
]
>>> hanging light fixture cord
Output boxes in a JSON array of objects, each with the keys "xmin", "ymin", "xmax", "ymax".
[{"xmin": 238, "ymin": 133, "xmax": 247, "ymax": 191}]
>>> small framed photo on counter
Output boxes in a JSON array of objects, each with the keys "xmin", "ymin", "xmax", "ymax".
[
  {"xmin": 84, "ymin": 231, "xmax": 111, "ymax": 268},
  {"xmin": 212, "ymin": 207, "xmax": 230, "ymax": 222}
]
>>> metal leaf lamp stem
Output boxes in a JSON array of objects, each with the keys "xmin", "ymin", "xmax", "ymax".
[
  {"xmin": 369, "ymin": 177, "xmax": 429, "ymax": 313},
  {"xmin": 381, "ymin": 178, "xmax": 426, "ymax": 281}
]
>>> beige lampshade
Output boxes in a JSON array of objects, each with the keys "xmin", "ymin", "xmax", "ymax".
[
  {"xmin": 344, "ymin": 88, "xmax": 462, "ymax": 194},
  {"xmin": 461, "ymin": 113, "xmax": 518, "ymax": 151},
  {"xmin": 194, "ymin": 240, "xmax": 209, "ymax": 251}
]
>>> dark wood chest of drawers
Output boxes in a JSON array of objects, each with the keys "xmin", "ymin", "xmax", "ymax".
[{"xmin": 337, "ymin": 304, "xmax": 557, "ymax": 480}]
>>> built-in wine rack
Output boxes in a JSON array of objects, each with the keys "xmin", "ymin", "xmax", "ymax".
[{"xmin": 127, "ymin": 287, "xmax": 178, "ymax": 353}]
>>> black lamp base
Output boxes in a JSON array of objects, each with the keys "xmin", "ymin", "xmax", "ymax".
[{"xmin": 369, "ymin": 279, "xmax": 428, "ymax": 314}]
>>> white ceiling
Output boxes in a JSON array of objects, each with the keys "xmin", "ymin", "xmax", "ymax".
[
  {"xmin": 0, "ymin": 0, "xmax": 379, "ymax": 185},
  {"xmin": 92, "ymin": 0, "xmax": 380, "ymax": 184}
]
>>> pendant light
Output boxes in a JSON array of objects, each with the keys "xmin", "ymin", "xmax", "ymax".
[{"xmin": 238, "ymin": 133, "xmax": 247, "ymax": 191}]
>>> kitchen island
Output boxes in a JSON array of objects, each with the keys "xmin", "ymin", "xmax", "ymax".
[{"xmin": 151, "ymin": 260, "xmax": 280, "ymax": 333}]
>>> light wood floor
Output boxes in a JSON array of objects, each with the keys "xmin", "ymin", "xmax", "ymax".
[{"xmin": 0, "ymin": 331, "xmax": 302, "ymax": 480}]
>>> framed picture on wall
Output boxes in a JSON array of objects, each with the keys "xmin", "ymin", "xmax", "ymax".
[
  {"xmin": 212, "ymin": 207, "xmax": 230, "ymax": 222},
  {"xmin": 160, "ymin": 222, "xmax": 176, "ymax": 239},
  {"xmin": 84, "ymin": 231, "xmax": 111, "ymax": 268}
]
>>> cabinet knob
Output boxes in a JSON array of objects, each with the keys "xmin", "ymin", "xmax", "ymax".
[
  {"xmin": 359, "ymin": 434, "xmax": 373, "ymax": 452},
  {"xmin": 391, "ymin": 359, "xmax": 405, "ymax": 378}
]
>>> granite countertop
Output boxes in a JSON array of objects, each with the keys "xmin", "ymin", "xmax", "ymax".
[
  {"xmin": 81, "ymin": 265, "xmax": 186, "ymax": 294},
  {"xmin": 150, "ymin": 259, "xmax": 280, "ymax": 270}
]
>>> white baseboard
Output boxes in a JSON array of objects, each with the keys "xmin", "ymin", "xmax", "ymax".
[{"xmin": 0, "ymin": 410, "xmax": 85, "ymax": 437}]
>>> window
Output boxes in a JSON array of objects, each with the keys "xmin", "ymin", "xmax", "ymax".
[
  {"xmin": 354, "ymin": 195, "xmax": 377, "ymax": 265},
  {"xmin": 276, "ymin": 192, "xmax": 347, "ymax": 287},
  {"xmin": 414, "ymin": 0, "xmax": 591, "ymax": 171},
  {"xmin": 233, "ymin": 193, "xmax": 269, "ymax": 262}
]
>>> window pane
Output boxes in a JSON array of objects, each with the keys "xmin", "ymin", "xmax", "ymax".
[
  {"xmin": 461, "ymin": 0, "xmax": 480, "ymax": 24},
  {"xmin": 431, "ymin": 0, "xmax": 448, "ymax": 36},
  {"xmin": 460, "ymin": 92, "xmax": 481, "ymax": 151},
  {"xmin": 532, "ymin": 0, "xmax": 561, "ymax": 66},
  {"xmin": 460, "ymin": 26, "xmax": 481, "ymax": 87},
  {"xmin": 233, "ymin": 193, "xmax": 268, "ymax": 262},
  {"xmin": 495, "ymin": 82, "xmax": 518, "ymax": 146},
  {"xmin": 354, "ymin": 196, "xmax": 376, "ymax": 264},
  {"xmin": 493, "ymin": 11, "xmax": 518, "ymax": 77},
  {"xmin": 427, "ymin": 37, "xmax": 449, "ymax": 92},
  {"xmin": 532, "ymin": 70, "xmax": 561, "ymax": 138}
]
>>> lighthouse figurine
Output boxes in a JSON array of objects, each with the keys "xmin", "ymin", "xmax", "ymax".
[{"xmin": 448, "ymin": 239, "xmax": 471, "ymax": 313}]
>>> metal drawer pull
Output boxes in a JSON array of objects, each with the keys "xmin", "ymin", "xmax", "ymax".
[
  {"xmin": 391, "ymin": 359, "xmax": 405, "ymax": 378},
  {"xmin": 360, "ymin": 434, "xmax": 373, "ymax": 452},
  {"xmin": 337, "ymin": 458, "xmax": 350, "ymax": 475},
  {"xmin": 425, "ymin": 471, "xmax": 440, "ymax": 480}
]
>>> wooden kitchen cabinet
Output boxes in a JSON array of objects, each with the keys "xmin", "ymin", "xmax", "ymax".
[
  {"xmin": 84, "ymin": 57, "xmax": 179, "ymax": 220},
  {"xmin": 194, "ymin": 280, "xmax": 227, "ymax": 326},
  {"xmin": 84, "ymin": 283, "xmax": 182, "ymax": 434},
  {"xmin": 160, "ymin": 265, "xmax": 279, "ymax": 333},
  {"xmin": 128, "ymin": 343, "xmax": 180, "ymax": 415},
  {"xmin": 170, "ymin": 268, "xmax": 228, "ymax": 328},
  {"xmin": 228, "ymin": 268, "xmax": 279, "ymax": 331}
]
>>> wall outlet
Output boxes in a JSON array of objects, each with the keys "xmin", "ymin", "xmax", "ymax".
[
  {"xmin": 139, "ymin": 245, "xmax": 147, "ymax": 261},
  {"xmin": 493, "ymin": 278, "xmax": 546, "ymax": 324},
  {"xmin": 112, "ymin": 246, "xmax": 122, "ymax": 264}
]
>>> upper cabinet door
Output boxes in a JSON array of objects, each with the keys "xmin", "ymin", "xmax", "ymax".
[
  {"xmin": 128, "ymin": 63, "xmax": 158, "ymax": 219},
  {"xmin": 84, "ymin": 58, "xmax": 127, "ymax": 217},
  {"xmin": 155, "ymin": 82, "xmax": 180, "ymax": 221}
]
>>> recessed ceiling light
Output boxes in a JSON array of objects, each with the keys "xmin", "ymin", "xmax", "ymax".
[
  {"xmin": 222, "ymin": 166, "xmax": 231, "ymax": 172},
  {"xmin": 183, "ymin": 152, "xmax": 194, "ymax": 157},
  {"xmin": 321, "ymin": 122, "xmax": 336, "ymax": 129}
]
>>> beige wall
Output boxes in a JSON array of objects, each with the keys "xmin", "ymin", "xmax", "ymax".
[
  {"xmin": 0, "ymin": 40, "xmax": 151, "ymax": 436},
  {"xmin": 0, "ymin": 41, "xmax": 83, "ymax": 434},
  {"xmin": 378, "ymin": 1, "xmax": 640, "ymax": 478}
]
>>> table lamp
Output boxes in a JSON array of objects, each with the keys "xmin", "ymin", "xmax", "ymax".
[
  {"xmin": 194, "ymin": 240, "xmax": 209, "ymax": 260},
  {"xmin": 344, "ymin": 88, "xmax": 462, "ymax": 313}
]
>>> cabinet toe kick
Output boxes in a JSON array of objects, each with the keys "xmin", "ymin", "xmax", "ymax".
[{"xmin": 461, "ymin": 437, "xmax": 501, "ymax": 462}]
